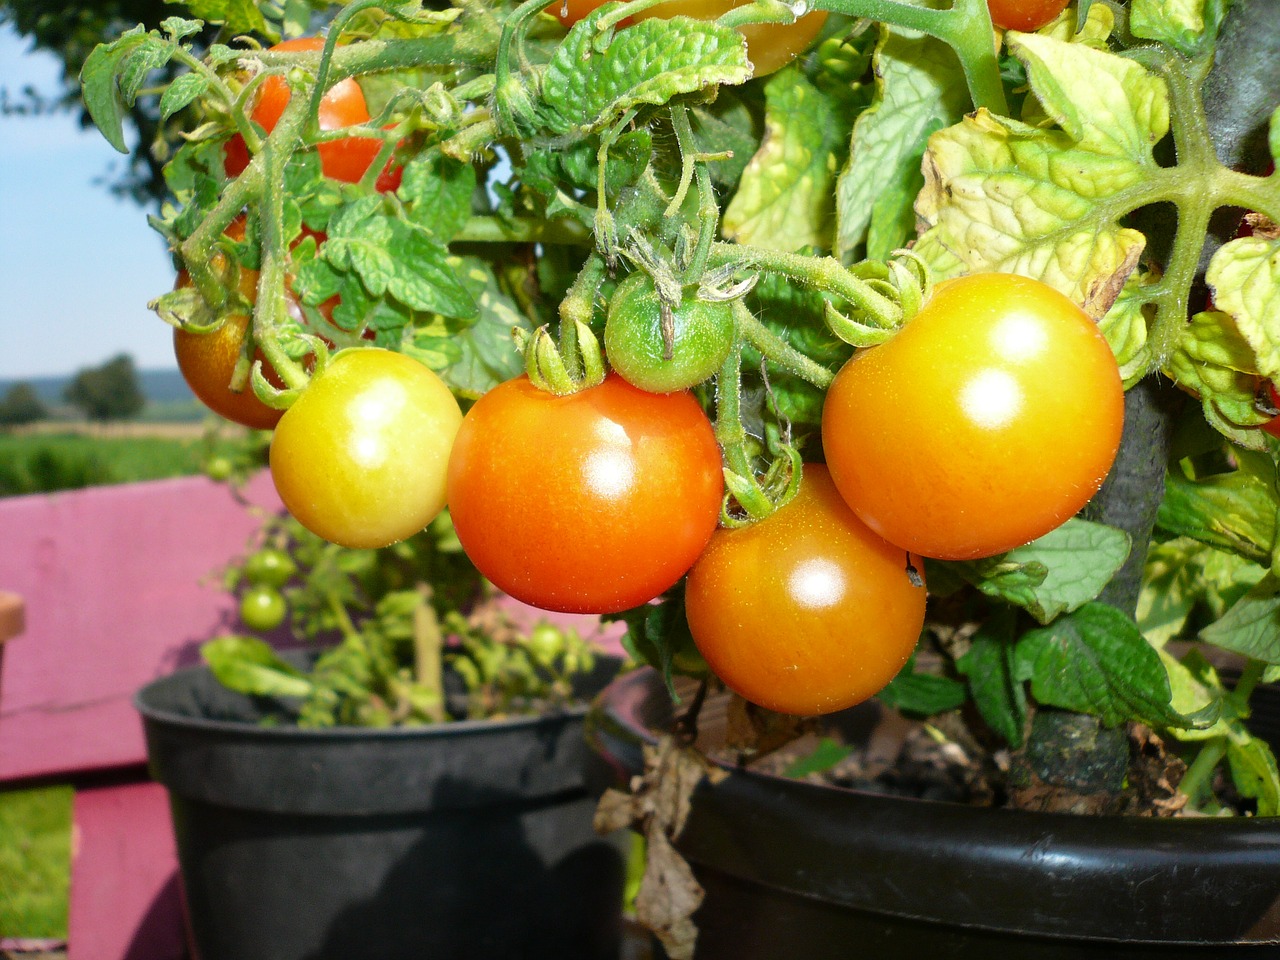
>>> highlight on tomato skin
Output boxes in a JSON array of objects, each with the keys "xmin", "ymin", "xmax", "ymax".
[
  {"xmin": 821, "ymin": 272, "xmax": 1126, "ymax": 562},
  {"xmin": 684, "ymin": 463, "xmax": 927, "ymax": 717}
]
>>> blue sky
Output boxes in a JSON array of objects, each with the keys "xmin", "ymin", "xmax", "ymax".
[{"xmin": 0, "ymin": 24, "xmax": 178, "ymax": 380}]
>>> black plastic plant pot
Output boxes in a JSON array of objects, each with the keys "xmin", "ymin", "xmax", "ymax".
[
  {"xmin": 135, "ymin": 654, "xmax": 627, "ymax": 960},
  {"xmin": 587, "ymin": 668, "xmax": 1280, "ymax": 960}
]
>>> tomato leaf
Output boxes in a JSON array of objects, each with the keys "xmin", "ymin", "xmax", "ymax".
[
  {"xmin": 540, "ymin": 13, "xmax": 750, "ymax": 138},
  {"xmin": 1199, "ymin": 573, "xmax": 1280, "ymax": 666},
  {"xmin": 159, "ymin": 71, "xmax": 210, "ymax": 121},
  {"xmin": 877, "ymin": 656, "xmax": 967, "ymax": 717},
  {"xmin": 201, "ymin": 635, "xmax": 314, "ymax": 699},
  {"xmin": 1138, "ymin": 538, "xmax": 1265, "ymax": 648},
  {"xmin": 915, "ymin": 33, "xmax": 1168, "ymax": 317},
  {"xmin": 952, "ymin": 519, "xmax": 1131, "ymax": 625},
  {"xmin": 1205, "ymin": 234, "xmax": 1280, "ymax": 383},
  {"xmin": 1129, "ymin": 0, "xmax": 1230, "ymax": 57},
  {"xmin": 782, "ymin": 738, "xmax": 854, "ymax": 778},
  {"xmin": 956, "ymin": 612, "xmax": 1027, "ymax": 747},
  {"xmin": 834, "ymin": 28, "xmax": 968, "ymax": 262},
  {"xmin": 1157, "ymin": 447, "xmax": 1278, "ymax": 565},
  {"xmin": 180, "ymin": 0, "xmax": 269, "ymax": 36},
  {"xmin": 418, "ymin": 257, "xmax": 530, "ymax": 399},
  {"xmin": 1167, "ymin": 308, "xmax": 1272, "ymax": 447},
  {"xmin": 1159, "ymin": 648, "xmax": 1235, "ymax": 742},
  {"xmin": 723, "ymin": 67, "xmax": 843, "ymax": 253},
  {"xmin": 1227, "ymin": 733, "xmax": 1280, "ymax": 816},
  {"xmin": 1017, "ymin": 603, "xmax": 1187, "ymax": 729},
  {"xmin": 80, "ymin": 28, "xmax": 173, "ymax": 154},
  {"xmin": 400, "ymin": 150, "xmax": 478, "ymax": 242}
]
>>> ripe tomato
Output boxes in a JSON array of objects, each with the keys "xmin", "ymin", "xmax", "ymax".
[
  {"xmin": 223, "ymin": 36, "xmax": 381, "ymax": 184},
  {"xmin": 604, "ymin": 273, "xmax": 736, "ymax": 392},
  {"xmin": 986, "ymin": 0, "xmax": 1069, "ymax": 31},
  {"xmin": 555, "ymin": 0, "xmax": 827, "ymax": 77},
  {"xmin": 174, "ymin": 219, "xmax": 287, "ymax": 430},
  {"xmin": 240, "ymin": 585, "xmax": 287, "ymax": 632},
  {"xmin": 446, "ymin": 374, "xmax": 724, "ymax": 614},
  {"xmin": 269, "ymin": 349, "xmax": 463, "ymax": 549},
  {"xmin": 685, "ymin": 464, "xmax": 926, "ymax": 716},
  {"xmin": 1261, "ymin": 382, "xmax": 1280, "ymax": 438},
  {"xmin": 822, "ymin": 272, "xmax": 1124, "ymax": 561}
]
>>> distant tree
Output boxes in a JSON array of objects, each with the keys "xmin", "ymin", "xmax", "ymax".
[
  {"xmin": 0, "ymin": 382, "xmax": 48, "ymax": 427},
  {"xmin": 64, "ymin": 353, "xmax": 146, "ymax": 421}
]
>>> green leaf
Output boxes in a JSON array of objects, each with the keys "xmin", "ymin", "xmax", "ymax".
[
  {"xmin": 80, "ymin": 29, "xmax": 164, "ymax": 153},
  {"xmin": 956, "ymin": 612, "xmax": 1026, "ymax": 746},
  {"xmin": 1166, "ymin": 307, "xmax": 1271, "ymax": 445},
  {"xmin": 1227, "ymin": 734, "xmax": 1280, "ymax": 816},
  {"xmin": 783, "ymin": 738, "xmax": 854, "ymax": 778},
  {"xmin": 1130, "ymin": 0, "xmax": 1229, "ymax": 57},
  {"xmin": 723, "ymin": 67, "xmax": 843, "ymax": 252},
  {"xmin": 201, "ymin": 636, "xmax": 314, "ymax": 699},
  {"xmin": 835, "ymin": 28, "xmax": 968, "ymax": 261},
  {"xmin": 1157, "ymin": 447, "xmax": 1278, "ymax": 565},
  {"xmin": 1099, "ymin": 268, "xmax": 1157, "ymax": 385},
  {"xmin": 690, "ymin": 95, "xmax": 760, "ymax": 189},
  {"xmin": 1271, "ymin": 105, "xmax": 1280, "ymax": 165},
  {"xmin": 400, "ymin": 150, "xmax": 478, "ymax": 242},
  {"xmin": 180, "ymin": 0, "xmax": 269, "ymax": 35},
  {"xmin": 1205, "ymin": 234, "xmax": 1280, "ymax": 383},
  {"xmin": 421, "ymin": 256, "xmax": 530, "ymax": 398},
  {"xmin": 159, "ymin": 71, "xmax": 209, "ymax": 120},
  {"xmin": 1138, "ymin": 537, "xmax": 1266, "ymax": 646},
  {"xmin": 1200, "ymin": 573, "xmax": 1280, "ymax": 665},
  {"xmin": 613, "ymin": 588, "xmax": 705, "ymax": 702},
  {"xmin": 1018, "ymin": 603, "xmax": 1186, "ymax": 729},
  {"xmin": 387, "ymin": 225, "xmax": 477, "ymax": 318},
  {"xmin": 877, "ymin": 655, "xmax": 967, "ymax": 716},
  {"xmin": 1160, "ymin": 648, "xmax": 1234, "ymax": 741},
  {"xmin": 915, "ymin": 34, "xmax": 1167, "ymax": 317},
  {"xmin": 953, "ymin": 519, "xmax": 1130, "ymax": 625},
  {"xmin": 541, "ymin": 14, "xmax": 750, "ymax": 138}
]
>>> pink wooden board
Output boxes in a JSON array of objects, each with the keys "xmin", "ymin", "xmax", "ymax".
[
  {"xmin": 69, "ymin": 781, "xmax": 189, "ymax": 960},
  {"xmin": 0, "ymin": 472, "xmax": 283, "ymax": 783}
]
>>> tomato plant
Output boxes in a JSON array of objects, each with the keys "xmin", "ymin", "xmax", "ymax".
[
  {"xmin": 555, "ymin": 0, "xmax": 827, "ymax": 77},
  {"xmin": 239, "ymin": 584, "xmax": 287, "ymax": 631},
  {"xmin": 685, "ymin": 464, "xmax": 926, "ymax": 716},
  {"xmin": 446, "ymin": 374, "xmax": 723, "ymax": 614},
  {"xmin": 604, "ymin": 273, "xmax": 735, "ymax": 392},
  {"xmin": 986, "ymin": 0, "xmax": 1070, "ymax": 32},
  {"xmin": 222, "ymin": 36, "xmax": 382, "ymax": 184},
  {"xmin": 270, "ymin": 349, "xmax": 462, "ymax": 549},
  {"xmin": 822, "ymin": 273, "xmax": 1125, "ymax": 561}
]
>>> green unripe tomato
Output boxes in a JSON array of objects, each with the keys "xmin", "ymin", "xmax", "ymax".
[
  {"xmin": 243, "ymin": 548, "xmax": 297, "ymax": 588},
  {"xmin": 239, "ymin": 585, "xmax": 287, "ymax": 632},
  {"xmin": 604, "ymin": 273, "xmax": 736, "ymax": 393}
]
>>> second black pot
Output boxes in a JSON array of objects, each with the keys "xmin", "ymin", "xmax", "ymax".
[
  {"xmin": 588, "ymin": 667, "xmax": 1280, "ymax": 960},
  {"xmin": 137, "ymin": 653, "xmax": 627, "ymax": 960}
]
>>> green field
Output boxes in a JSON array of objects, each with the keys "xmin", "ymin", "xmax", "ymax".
[{"xmin": 0, "ymin": 427, "xmax": 217, "ymax": 497}]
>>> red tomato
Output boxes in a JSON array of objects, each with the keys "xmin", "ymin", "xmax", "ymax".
[
  {"xmin": 223, "ymin": 36, "xmax": 381, "ymax": 183},
  {"xmin": 987, "ymin": 0, "xmax": 1070, "ymax": 31},
  {"xmin": 556, "ymin": 0, "xmax": 826, "ymax": 77},
  {"xmin": 821, "ymin": 273, "xmax": 1125, "ymax": 561},
  {"xmin": 685, "ymin": 464, "xmax": 926, "ymax": 716},
  {"xmin": 1261, "ymin": 382, "xmax": 1280, "ymax": 438},
  {"xmin": 446, "ymin": 374, "xmax": 724, "ymax": 614}
]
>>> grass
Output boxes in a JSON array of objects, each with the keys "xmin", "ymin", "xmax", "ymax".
[{"xmin": 0, "ymin": 786, "xmax": 73, "ymax": 939}]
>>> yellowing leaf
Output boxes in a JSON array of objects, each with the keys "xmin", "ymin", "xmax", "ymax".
[
  {"xmin": 1207, "ymin": 235, "xmax": 1280, "ymax": 380},
  {"xmin": 723, "ymin": 68, "xmax": 842, "ymax": 252}
]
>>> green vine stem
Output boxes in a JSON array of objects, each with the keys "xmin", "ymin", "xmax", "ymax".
[
  {"xmin": 413, "ymin": 591, "xmax": 447, "ymax": 724},
  {"xmin": 733, "ymin": 301, "xmax": 835, "ymax": 389},
  {"xmin": 706, "ymin": 242, "xmax": 903, "ymax": 327},
  {"xmin": 714, "ymin": 344, "xmax": 776, "ymax": 522},
  {"xmin": 808, "ymin": 0, "xmax": 1008, "ymax": 115}
]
